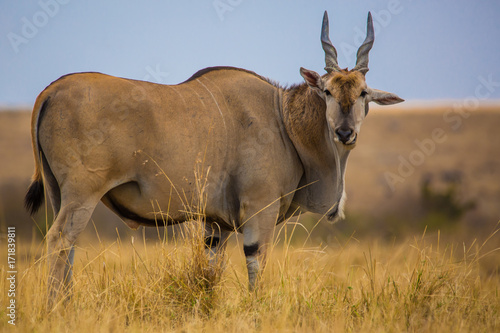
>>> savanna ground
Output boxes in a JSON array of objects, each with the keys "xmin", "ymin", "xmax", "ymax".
[
  {"xmin": 1, "ymin": 221, "xmax": 499, "ymax": 332},
  {"xmin": 1, "ymin": 104, "xmax": 500, "ymax": 331}
]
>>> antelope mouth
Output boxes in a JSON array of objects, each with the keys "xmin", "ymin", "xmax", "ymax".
[
  {"xmin": 344, "ymin": 133, "xmax": 357, "ymax": 146},
  {"xmin": 338, "ymin": 133, "xmax": 357, "ymax": 149},
  {"xmin": 332, "ymin": 131, "xmax": 357, "ymax": 147}
]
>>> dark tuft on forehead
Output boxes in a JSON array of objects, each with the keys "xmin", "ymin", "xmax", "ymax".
[
  {"xmin": 328, "ymin": 71, "xmax": 364, "ymax": 110},
  {"xmin": 331, "ymin": 71, "xmax": 362, "ymax": 88}
]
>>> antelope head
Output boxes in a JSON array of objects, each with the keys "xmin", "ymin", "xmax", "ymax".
[{"xmin": 300, "ymin": 11, "xmax": 404, "ymax": 149}]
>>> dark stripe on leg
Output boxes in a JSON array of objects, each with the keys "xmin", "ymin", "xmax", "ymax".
[
  {"xmin": 244, "ymin": 242, "xmax": 259, "ymax": 257},
  {"xmin": 204, "ymin": 236, "xmax": 220, "ymax": 249}
]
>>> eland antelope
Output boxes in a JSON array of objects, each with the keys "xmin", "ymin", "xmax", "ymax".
[{"xmin": 25, "ymin": 11, "xmax": 403, "ymax": 305}]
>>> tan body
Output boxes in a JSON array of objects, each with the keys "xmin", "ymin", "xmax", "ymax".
[
  {"xmin": 35, "ymin": 69, "xmax": 302, "ymax": 229},
  {"xmin": 25, "ymin": 12, "xmax": 403, "ymax": 307}
]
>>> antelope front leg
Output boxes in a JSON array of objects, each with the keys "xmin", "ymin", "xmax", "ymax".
[{"xmin": 242, "ymin": 216, "xmax": 275, "ymax": 291}]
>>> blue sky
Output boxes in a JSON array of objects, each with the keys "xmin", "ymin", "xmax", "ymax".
[{"xmin": 1, "ymin": 0, "xmax": 500, "ymax": 106}]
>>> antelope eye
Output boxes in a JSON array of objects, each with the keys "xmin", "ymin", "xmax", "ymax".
[
  {"xmin": 324, "ymin": 89, "xmax": 331, "ymax": 96},
  {"xmin": 360, "ymin": 90, "xmax": 368, "ymax": 98}
]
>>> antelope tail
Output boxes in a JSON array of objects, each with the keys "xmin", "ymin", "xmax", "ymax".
[{"xmin": 24, "ymin": 94, "xmax": 51, "ymax": 216}]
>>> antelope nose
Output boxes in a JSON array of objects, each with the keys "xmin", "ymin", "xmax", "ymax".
[{"xmin": 335, "ymin": 128, "xmax": 353, "ymax": 144}]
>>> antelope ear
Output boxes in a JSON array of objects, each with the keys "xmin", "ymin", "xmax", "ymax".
[
  {"xmin": 368, "ymin": 88, "xmax": 404, "ymax": 105},
  {"xmin": 300, "ymin": 67, "xmax": 324, "ymax": 91}
]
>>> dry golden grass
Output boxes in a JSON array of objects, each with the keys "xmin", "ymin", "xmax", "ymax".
[{"xmin": 1, "ymin": 221, "xmax": 499, "ymax": 332}]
